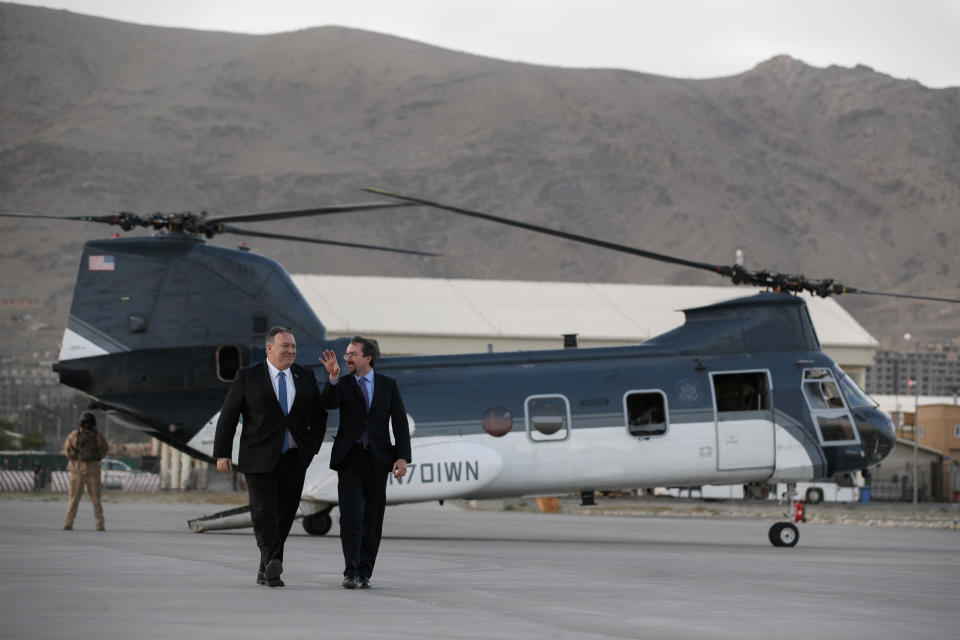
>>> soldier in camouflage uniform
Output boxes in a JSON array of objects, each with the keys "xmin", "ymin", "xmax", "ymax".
[{"xmin": 62, "ymin": 412, "xmax": 110, "ymax": 531}]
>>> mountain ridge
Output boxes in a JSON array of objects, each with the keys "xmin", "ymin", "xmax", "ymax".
[{"xmin": 1, "ymin": 3, "xmax": 957, "ymax": 369}]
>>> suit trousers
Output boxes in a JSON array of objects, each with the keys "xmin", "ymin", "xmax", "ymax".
[
  {"xmin": 337, "ymin": 444, "xmax": 388, "ymax": 579},
  {"xmin": 244, "ymin": 449, "xmax": 306, "ymax": 571}
]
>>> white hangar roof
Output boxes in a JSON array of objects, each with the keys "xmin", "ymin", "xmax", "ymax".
[{"xmin": 292, "ymin": 275, "xmax": 877, "ymax": 351}]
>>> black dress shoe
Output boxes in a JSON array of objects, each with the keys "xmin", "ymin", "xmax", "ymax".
[
  {"xmin": 256, "ymin": 571, "xmax": 285, "ymax": 587},
  {"xmin": 265, "ymin": 559, "xmax": 283, "ymax": 581},
  {"xmin": 359, "ymin": 577, "xmax": 371, "ymax": 589},
  {"xmin": 341, "ymin": 575, "xmax": 360, "ymax": 589}
]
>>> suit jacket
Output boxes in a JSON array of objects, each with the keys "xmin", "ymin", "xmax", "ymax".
[
  {"xmin": 323, "ymin": 372, "xmax": 412, "ymax": 473},
  {"xmin": 214, "ymin": 361, "xmax": 327, "ymax": 473}
]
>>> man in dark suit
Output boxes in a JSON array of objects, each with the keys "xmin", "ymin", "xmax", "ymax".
[
  {"xmin": 215, "ymin": 326, "xmax": 327, "ymax": 587},
  {"xmin": 319, "ymin": 336, "xmax": 411, "ymax": 589}
]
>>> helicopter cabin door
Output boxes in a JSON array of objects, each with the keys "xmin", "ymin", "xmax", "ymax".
[{"xmin": 711, "ymin": 370, "xmax": 775, "ymax": 471}]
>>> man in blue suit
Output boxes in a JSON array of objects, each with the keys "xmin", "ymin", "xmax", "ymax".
[
  {"xmin": 319, "ymin": 336, "xmax": 411, "ymax": 589},
  {"xmin": 215, "ymin": 327, "xmax": 327, "ymax": 587}
]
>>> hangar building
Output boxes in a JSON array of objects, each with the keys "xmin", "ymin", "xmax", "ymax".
[{"xmin": 292, "ymin": 276, "xmax": 878, "ymax": 385}]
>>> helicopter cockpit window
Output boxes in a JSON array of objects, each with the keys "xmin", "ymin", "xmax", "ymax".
[
  {"xmin": 216, "ymin": 344, "xmax": 242, "ymax": 382},
  {"xmin": 836, "ymin": 369, "xmax": 875, "ymax": 407},
  {"xmin": 802, "ymin": 369, "xmax": 846, "ymax": 410},
  {"xmin": 525, "ymin": 395, "xmax": 570, "ymax": 442},
  {"xmin": 625, "ymin": 391, "xmax": 667, "ymax": 438},
  {"xmin": 821, "ymin": 381, "xmax": 844, "ymax": 408},
  {"xmin": 804, "ymin": 380, "xmax": 844, "ymax": 409},
  {"xmin": 816, "ymin": 416, "xmax": 856, "ymax": 441},
  {"xmin": 803, "ymin": 368, "xmax": 859, "ymax": 445},
  {"xmin": 802, "ymin": 381, "xmax": 829, "ymax": 409},
  {"xmin": 713, "ymin": 372, "xmax": 770, "ymax": 413}
]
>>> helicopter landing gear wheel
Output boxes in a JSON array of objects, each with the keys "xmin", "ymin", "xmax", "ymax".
[
  {"xmin": 768, "ymin": 521, "xmax": 799, "ymax": 547},
  {"xmin": 302, "ymin": 510, "xmax": 332, "ymax": 536}
]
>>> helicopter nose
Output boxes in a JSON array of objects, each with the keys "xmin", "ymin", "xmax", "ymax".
[{"xmin": 856, "ymin": 408, "xmax": 896, "ymax": 466}]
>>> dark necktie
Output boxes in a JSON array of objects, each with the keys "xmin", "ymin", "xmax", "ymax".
[
  {"xmin": 358, "ymin": 377, "xmax": 371, "ymax": 445},
  {"xmin": 359, "ymin": 376, "xmax": 371, "ymax": 410},
  {"xmin": 278, "ymin": 371, "xmax": 291, "ymax": 453}
]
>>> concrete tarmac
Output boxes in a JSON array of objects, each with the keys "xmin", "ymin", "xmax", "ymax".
[{"xmin": 1, "ymin": 498, "xmax": 958, "ymax": 639}]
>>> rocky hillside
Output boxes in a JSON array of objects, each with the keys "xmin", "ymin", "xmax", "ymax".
[{"xmin": 1, "ymin": 2, "xmax": 958, "ymax": 368}]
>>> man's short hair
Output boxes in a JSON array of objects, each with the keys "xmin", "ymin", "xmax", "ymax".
[
  {"xmin": 351, "ymin": 336, "xmax": 380, "ymax": 366},
  {"xmin": 266, "ymin": 326, "xmax": 295, "ymax": 345}
]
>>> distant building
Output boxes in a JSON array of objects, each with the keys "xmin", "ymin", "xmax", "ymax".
[
  {"xmin": 868, "ymin": 438, "xmax": 943, "ymax": 502},
  {"xmin": 872, "ymin": 396, "xmax": 960, "ymax": 501},
  {"xmin": 0, "ymin": 357, "xmax": 65, "ymax": 415},
  {"xmin": 293, "ymin": 276, "xmax": 879, "ymax": 385},
  {"xmin": 865, "ymin": 344, "xmax": 960, "ymax": 397}
]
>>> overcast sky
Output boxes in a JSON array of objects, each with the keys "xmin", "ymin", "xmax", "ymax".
[{"xmin": 13, "ymin": 0, "xmax": 960, "ymax": 88}]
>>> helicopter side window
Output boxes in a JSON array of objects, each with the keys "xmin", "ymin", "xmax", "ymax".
[
  {"xmin": 625, "ymin": 391, "xmax": 667, "ymax": 438},
  {"xmin": 713, "ymin": 372, "xmax": 770, "ymax": 413},
  {"xmin": 525, "ymin": 395, "xmax": 570, "ymax": 442},
  {"xmin": 216, "ymin": 344, "xmax": 242, "ymax": 382},
  {"xmin": 252, "ymin": 312, "xmax": 268, "ymax": 337}
]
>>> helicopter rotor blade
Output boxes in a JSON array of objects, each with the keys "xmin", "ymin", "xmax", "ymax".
[
  {"xmin": 0, "ymin": 211, "xmax": 147, "ymax": 227},
  {"xmin": 2, "ymin": 201, "xmax": 418, "ymax": 238},
  {"xmin": 1, "ymin": 212, "xmax": 95, "ymax": 221},
  {"xmin": 363, "ymin": 188, "xmax": 723, "ymax": 274},
  {"xmin": 828, "ymin": 287, "xmax": 960, "ymax": 304},
  {"xmin": 219, "ymin": 225, "xmax": 440, "ymax": 257},
  {"xmin": 206, "ymin": 202, "xmax": 413, "ymax": 224},
  {"xmin": 365, "ymin": 189, "xmax": 960, "ymax": 304}
]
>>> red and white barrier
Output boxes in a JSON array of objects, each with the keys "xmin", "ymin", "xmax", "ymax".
[
  {"xmin": 50, "ymin": 471, "xmax": 70, "ymax": 492},
  {"xmin": 2, "ymin": 470, "xmax": 160, "ymax": 493},
  {"xmin": 122, "ymin": 473, "xmax": 160, "ymax": 493},
  {"xmin": 0, "ymin": 470, "xmax": 35, "ymax": 491}
]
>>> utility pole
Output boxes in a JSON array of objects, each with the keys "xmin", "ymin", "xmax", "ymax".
[
  {"xmin": 894, "ymin": 360, "xmax": 901, "ymax": 436},
  {"xmin": 908, "ymin": 378, "xmax": 919, "ymax": 505}
]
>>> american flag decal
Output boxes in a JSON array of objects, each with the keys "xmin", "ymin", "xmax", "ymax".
[{"xmin": 88, "ymin": 255, "xmax": 115, "ymax": 271}]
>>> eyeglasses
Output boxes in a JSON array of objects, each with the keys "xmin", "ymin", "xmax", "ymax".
[{"xmin": 343, "ymin": 352, "xmax": 366, "ymax": 360}]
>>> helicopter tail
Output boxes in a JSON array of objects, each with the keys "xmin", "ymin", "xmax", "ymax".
[{"xmin": 54, "ymin": 234, "xmax": 329, "ymax": 450}]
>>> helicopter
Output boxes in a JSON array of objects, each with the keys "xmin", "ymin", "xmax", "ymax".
[{"xmin": 4, "ymin": 192, "xmax": 955, "ymax": 547}]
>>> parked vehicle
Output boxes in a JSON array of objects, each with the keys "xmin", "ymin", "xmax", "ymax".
[
  {"xmin": 100, "ymin": 458, "xmax": 133, "ymax": 489},
  {"xmin": 670, "ymin": 481, "xmax": 859, "ymax": 503}
]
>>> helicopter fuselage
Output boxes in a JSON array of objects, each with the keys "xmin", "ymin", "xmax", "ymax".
[
  {"xmin": 54, "ymin": 235, "xmax": 895, "ymax": 512},
  {"xmin": 179, "ymin": 337, "xmax": 892, "ymax": 506}
]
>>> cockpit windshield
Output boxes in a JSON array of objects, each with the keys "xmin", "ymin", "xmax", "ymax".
[{"xmin": 836, "ymin": 369, "xmax": 876, "ymax": 407}]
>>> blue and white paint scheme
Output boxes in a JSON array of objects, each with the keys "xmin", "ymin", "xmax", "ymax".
[{"xmin": 55, "ymin": 235, "xmax": 895, "ymax": 546}]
